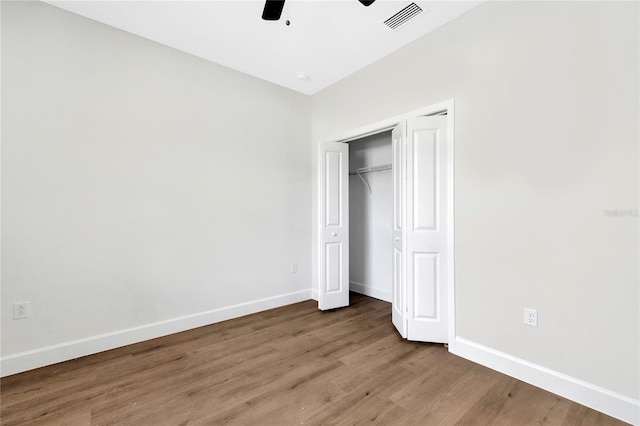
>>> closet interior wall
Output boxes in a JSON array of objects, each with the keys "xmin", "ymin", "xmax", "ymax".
[{"xmin": 348, "ymin": 131, "xmax": 393, "ymax": 302}]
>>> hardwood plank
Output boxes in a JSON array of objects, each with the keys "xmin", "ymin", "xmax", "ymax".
[{"xmin": 0, "ymin": 293, "xmax": 628, "ymax": 426}]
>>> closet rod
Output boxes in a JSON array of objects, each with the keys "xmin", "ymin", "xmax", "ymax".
[{"xmin": 348, "ymin": 164, "xmax": 392, "ymax": 175}]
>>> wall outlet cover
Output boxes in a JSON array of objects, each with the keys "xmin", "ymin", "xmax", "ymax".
[
  {"xmin": 524, "ymin": 308, "xmax": 538, "ymax": 327},
  {"xmin": 13, "ymin": 302, "xmax": 31, "ymax": 319}
]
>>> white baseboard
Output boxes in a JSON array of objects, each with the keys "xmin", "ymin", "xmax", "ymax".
[
  {"xmin": 452, "ymin": 337, "xmax": 640, "ymax": 425},
  {"xmin": 349, "ymin": 281, "xmax": 391, "ymax": 303},
  {"xmin": 0, "ymin": 289, "xmax": 312, "ymax": 378}
]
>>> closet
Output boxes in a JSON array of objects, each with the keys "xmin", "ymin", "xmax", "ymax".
[
  {"xmin": 318, "ymin": 111, "xmax": 451, "ymax": 343},
  {"xmin": 348, "ymin": 131, "xmax": 393, "ymax": 302}
]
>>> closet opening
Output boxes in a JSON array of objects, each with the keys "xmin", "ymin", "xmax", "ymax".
[
  {"xmin": 348, "ymin": 130, "xmax": 393, "ymax": 304},
  {"xmin": 318, "ymin": 99, "xmax": 454, "ymax": 343}
]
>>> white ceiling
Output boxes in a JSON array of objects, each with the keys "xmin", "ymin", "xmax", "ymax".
[{"xmin": 44, "ymin": 0, "xmax": 483, "ymax": 95}]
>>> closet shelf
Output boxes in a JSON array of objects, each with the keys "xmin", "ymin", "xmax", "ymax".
[{"xmin": 348, "ymin": 164, "xmax": 392, "ymax": 176}]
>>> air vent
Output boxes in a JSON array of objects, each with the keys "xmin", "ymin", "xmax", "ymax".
[{"xmin": 383, "ymin": 3, "xmax": 423, "ymax": 30}]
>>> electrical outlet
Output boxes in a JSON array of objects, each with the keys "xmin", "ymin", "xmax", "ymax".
[
  {"xmin": 524, "ymin": 308, "xmax": 537, "ymax": 327},
  {"xmin": 13, "ymin": 302, "xmax": 31, "ymax": 320},
  {"xmin": 291, "ymin": 263, "xmax": 298, "ymax": 274}
]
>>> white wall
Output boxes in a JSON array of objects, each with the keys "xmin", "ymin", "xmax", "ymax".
[
  {"xmin": 348, "ymin": 132, "xmax": 392, "ymax": 302},
  {"xmin": 1, "ymin": 1, "xmax": 311, "ymax": 371},
  {"xmin": 312, "ymin": 0, "xmax": 639, "ymax": 412}
]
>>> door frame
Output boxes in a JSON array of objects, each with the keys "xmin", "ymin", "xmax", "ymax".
[{"xmin": 317, "ymin": 99, "xmax": 456, "ymax": 349}]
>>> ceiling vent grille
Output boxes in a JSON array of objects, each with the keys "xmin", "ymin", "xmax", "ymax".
[{"xmin": 383, "ymin": 3, "xmax": 423, "ymax": 30}]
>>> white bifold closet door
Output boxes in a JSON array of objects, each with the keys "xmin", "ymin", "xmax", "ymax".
[
  {"xmin": 319, "ymin": 116, "xmax": 449, "ymax": 344},
  {"xmin": 398, "ymin": 116, "xmax": 448, "ymax": 343},
  {"xmin": 392, "ymin": 123, "xmax": 407, "ymax": 338},
  {"xmin": 318, "ymin": 141, "xmax": 349, "ymax": 311}
]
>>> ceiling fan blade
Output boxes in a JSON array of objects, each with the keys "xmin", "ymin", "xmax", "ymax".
[
  {"xmin": 358, "ymin": 0, "xmax": 376, "ymax": 6},
  {"xmin": 262, "ymin": 0, "xmax": 285, "ymax": 21}
]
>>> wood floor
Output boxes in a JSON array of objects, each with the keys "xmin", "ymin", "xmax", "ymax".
[{"xmin": 0, "ymin": 294, "xmax": 627, "ymax": 426}]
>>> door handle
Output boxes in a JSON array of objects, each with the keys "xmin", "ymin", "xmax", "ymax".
[
  {"xmin": 331, "ymin": 232, "xmax": 337, "ymax": 237},
  {"xmin": 395, "ymin": 237, "xmax": 400, "ymax": 242}
]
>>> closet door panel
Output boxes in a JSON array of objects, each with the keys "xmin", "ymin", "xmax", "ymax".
[
  {"xmin": 393, "ymin": 130, "xmax": 404, "ymax": 233},
  {"xmin": 391, "ymin": 122, "xmax": 407, "ymax": 338},
  {"xmin": 413, "ymin": 252, "xmax": 438, "ymax": 319},
  {"xmin": 325, "ymin": 151, "xmax": 343, "ymax": 227},
  {"xmin": 318, "ymin": 141, "xmax": 349, "ymax": 310},
  {"xmin": 412, "ymin": 129, "xmax": 438, "ymax": 231},
  {"xmin": 406, "ymin": 116, "xmax": 448, "ymax": 343},
  {"xmin": 324, "ymin": 242, "xmax": 344, "ymax": 293}
]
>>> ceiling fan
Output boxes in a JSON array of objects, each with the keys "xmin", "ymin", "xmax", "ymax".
[{"xmin": 262, "ymin": 0, "xmax": 376, "ymax": 21}]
